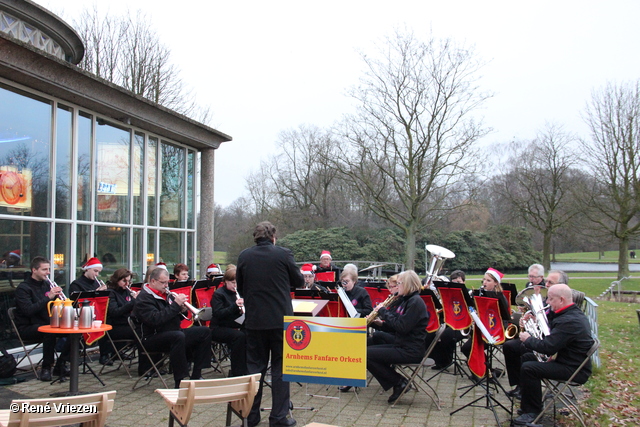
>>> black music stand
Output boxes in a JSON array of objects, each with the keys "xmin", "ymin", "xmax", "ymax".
[
  {"xmin": 501, "ymin": 282, "xmax": 518, "ymax": 306},
  {"xmin": 69, "ymin": 290, "xmax": 111, "ymax": 386}
]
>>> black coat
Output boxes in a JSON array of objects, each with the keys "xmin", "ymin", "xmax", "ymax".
[
  {"xmin": 210, "ymin": 286, "xmax": 243, "ymax": 329},
  {"xmin": 107, "ymin": 287, "xmax": 135, "ymax": 327},
  {"xmin": 14, "ymin": 276, "xmax": 51, "ymax": 330},
  {"xmin": 377, "ymin": 291, "xmax": 429, "ymax": 359},
  {"xmin": 69, "ymin": 274, "xmax": 99, "ymax": 294},
  {"xmin": 345, "ymin": 285, "xmax": 373, "ymax": 316},
  {"xmin": 236, "ymin": 238, "xmax": 304, "ymax": 330},
  {"xmin": 523, "ymin": 303, "xmax": 594, "ymax": 376},
  {"xmin": 133, "ymin": 285, "xmax": 183, "ymax": 338}
]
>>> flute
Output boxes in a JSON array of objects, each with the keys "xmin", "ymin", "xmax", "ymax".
[{"xmin": 235, "ymin": 289, "xmax": 245, "ymax": 314}]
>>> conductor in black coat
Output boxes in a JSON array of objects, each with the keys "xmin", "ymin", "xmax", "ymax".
[
  {"xmin": 210, "ymin": 265, "xmax": 247, "ymax": 377},
  {"xmin": 367, "ymin": 270, "xmax": 428, "ymax": 404},
  {"xmin": 236, "ymin": 221, "xmax": 304, "ymax": 427},
  {"xmin": 133, "ymin": 267, "xmax": 211, "ymax": 388}
]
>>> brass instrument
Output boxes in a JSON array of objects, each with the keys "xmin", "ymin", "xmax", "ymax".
[
  {"xmin": 46, "ymin": 277, "xmax": 67, "ymax": 300},
  {"xmin": 515, "ymin": 286, "xmax": 551, "ymax": 361},
  {"xmin": 97, "ymin": 279, "xmax": 108, "ymax": 290},
  {"xmin": 504, "ymin": 323, "xmax": 521, "ymax": 339},
  {"xmin": 165, "ymin": 287, "xmax": 212, "ymax": 322},
  {"xmin": 366, "ymin": 293, "xmax": 399, "ymax": 326},
  {"xmin": 423, "ymin": 244, "xmax": 455, "ymax": 290}
]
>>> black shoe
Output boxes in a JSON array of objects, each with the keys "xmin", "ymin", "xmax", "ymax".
[
  {"xmin": 506, "ymin": 386, "xmax": 522, "ymax": 400},
  {"xmin": 270, "ymin": 418, "xmax": 296, "ymax": 427},
  {"xmin": 431, "ymin": 364, "xmax": 445, "ymax": 370},
  {"xmin": 338, "ymin": 386, "xmax": 352, "ymax": 392},
  {"xmin": 491, "ymin": 368, "xmax": 504, "ymax": 379},
  {"xmin": 99, "ymin": 355, "xmax": 114, "ymax": 366},
  {"xmin": 52, "ymin": 363, "xmax": 70, "ymax": 377},
  {"xmin": 39, "ymin": 368, "xmax": 52, "ymax": 382},
  {"xmin": 513, "ymin": 412, "xmax": 538, "ymax": 425},
  {"xmin": 388, "ymin": 379, "xmax": 409, "ymax": 403}
]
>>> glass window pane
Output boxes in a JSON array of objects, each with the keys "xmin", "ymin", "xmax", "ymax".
[
  {"xmin": 159, "ymin": 230, "xmax": 183, "ymax": 271},
  {"xmin": 132, "ymin": 228, "xmax": 143, "ymax": 281},
  {"xmin": 187, "ymin": 231, "xmax": 194, "ymax": 277},
  {"xmin": 133, "ymin": 132, "xmax": 144, "ymax": 225},
  {"xmin": 147, "ymin": 137, "xmax": 157, "ymax": 226},
  {"xmin": 160, "ymin": 142, "xmax": 184, "ymax": 228},
  {"xmin": 53, "ymin": 222, "xmax": 71, "ymax": 292},
  {"xmin": 146, "ymin": 229, "xmax": 156, "ymax": 279},
  {"xmin": 77, "ymin": 112, "xmax": 93, "ymax": 220},
  {"xmin": 95, "ymin": 225, "xmax": 128, "ymax": 278},
  {"xmin": 76, "ymin": 224, "xmax": 91, "ymax": 279},
  {"xmin": 95, "ymin": 122, "xmax": 130, "ymax": 223},
  {"xmin": 187, "ymin": 150, "xmax": 195, "ymax": 229},
  {"xmin": 0, "ymin": 218, "xmax": 50, "ymax": 286},
  {"xmin": 0, "ymin": 85, "xmax": 51, "ymax": 217},
  {"xmin": 55, "ymin": 105, "xmax": 73, "ymax": 219}
]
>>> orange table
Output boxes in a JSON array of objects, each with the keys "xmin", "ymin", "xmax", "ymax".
[{"xmin": 38, "ymin": 324, "xmax": 112, "ymax": 395}]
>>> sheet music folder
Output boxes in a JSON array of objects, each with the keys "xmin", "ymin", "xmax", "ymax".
[{"xmin": 291, "ymin": 299, "xmax": 329, "ymax": 316}]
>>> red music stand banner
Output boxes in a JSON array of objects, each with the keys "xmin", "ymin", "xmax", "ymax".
[
  {"xmin": 194, "ymin": 287, "xmax": 216, "ymax": 327},
  {"xmin": 84, "ymin": 296, "xmax": 109, "ymax": 345},
  {"xmin": 439, "ymin": 287, "xmax": 472, "ymax": 330},
  {"xmin": 474, "ymin": 296, "xmax": 506, "ymax": 345},
  {"xmin": 172, "ymin": 285, "xmax": 193, "ymax": 329},
  {"xmin": 365, "ymin": 287, "xmax": 391, "ymax": 309},
  {"xmin": 420, "ymin": 294, "xmax": 441, "ymax": 333},
  {"xmin": 468, "ymin": 325, "xmax": 486, "ymax": 378}
]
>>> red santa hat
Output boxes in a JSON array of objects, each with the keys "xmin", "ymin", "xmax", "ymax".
[
  {"xmin": 83, "ymin": 257, "xmax": 103, "ymax": 270},
  {"xmin": 319, "ymin": 250, "xmax": 332, "ymax": 260},
  {"xmin": 9, "ymin": 249, "xmax": 20, "ymax": 259},
  {"xmin": 155, "ymin": 262, "xmax": 168, "ymax": 270},
  {"xmin": 485, "ymin": 267, "xmax": 504, "ymax": 284},
  {"xmin": 207, "ymin": 264, "xmax": 221, "ymax": 274},
  {"xmin": 300, "ymin": 263, "xmax": 316, "ymax": 275}
]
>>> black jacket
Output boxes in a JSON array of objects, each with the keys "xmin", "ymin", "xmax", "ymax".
[
  {"xmin": 345, "ymin": 285, "xmax": 373, "ymax": 316},
  {"xmin": 69, "ymin": 274, "xmax": 99, "ymax": 294},
  {"xmin": 523, "ymin": 303, "xmax": 594, "ymax": 376},
  {"xmin": 377, "ymin": 291, "xmax": 429, "ymax": 359},
  {"xmin": 210, "ymin": 286, "xmax": 243, "ymax": 329},
  {"xmin": 237, "ymin": 238, "xmax": 304, "ymax": 330},
  {"xmin": 14, "ymin": 276, "xmax": 51, "ymax": 330},
  {"xmin": 133, "ymin": 285, "xmax": 183, "ymax": 338},
  {"xmin": 107, "ymin": 287, "xmax": 135, "ymax": 327}
]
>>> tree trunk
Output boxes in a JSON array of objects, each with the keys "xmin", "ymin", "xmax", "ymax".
[
  {"xmin": 618, "ymin": 236, "xmax": 630, "ymax": 280},
  {"xmin": 404, "ymin": 223, "xmax": 417, "ymax": 270},
  {"xmin": 542, "ymin": 230, "xmax": 552, "ymax": 272}
]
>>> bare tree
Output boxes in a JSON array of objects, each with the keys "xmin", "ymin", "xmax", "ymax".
[
  {"xmin": 334, "ymin": 30, "xmax": 490, "ymax": 268},
  {"xmin": 74, "ymin": 7, "xmax": 210, "ymax": 123},
  {"xmin": 581, "ymin": 81, "xmax": 640, "ymax": 278},
  {"xmin": 494, "ymin": 123, "xmax": 580, "ymax": 270}
]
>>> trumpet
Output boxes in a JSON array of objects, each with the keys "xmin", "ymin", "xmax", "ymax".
[
  {"xmin": 366, "ymin": 293, "xmax": 399, "ymax": 326},
  {"xmin": 125, "ymin": 284, "xmax": 138, "ymax": 298},
  {"xmin": 165, "ymin": 287, "xmax": 212, "ymax": 322},
  {"xmin": 46, "ymin": 277, "xmax": 67, "ymax": 300},
  {"xmin": 97, "ymin": 279, "xmax": 108, "ymax": 291}
]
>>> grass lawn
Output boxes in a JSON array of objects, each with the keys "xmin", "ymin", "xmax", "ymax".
[{"xmin": 554, "ymin": 250, "xmax": 640, "ymax": 263}]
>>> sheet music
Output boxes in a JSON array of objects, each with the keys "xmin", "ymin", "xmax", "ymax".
[
  {"xmin": 337, "ymin": 286, "xmax": 360, "ymax": 318},
  {"xmin": 234, "ymin": 313, "xmax": 245, "ymax": 325}
]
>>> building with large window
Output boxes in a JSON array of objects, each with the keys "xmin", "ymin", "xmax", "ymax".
[{"xmin": 0, "ymin": 0, "xmax": 230, "ymax": 346}]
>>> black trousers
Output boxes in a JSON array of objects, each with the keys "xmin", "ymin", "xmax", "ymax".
[
  {"xmin": 367, "ymin": 344, "xmax": 422, "ymax": 391},
  {"xmin": 99, "ymin": 324, "xmax": 136, "ymax": 357},
  {"xmin": 141, "ymin": 326, "xmax": 211, "ymax": 385},
  {"xmin": 424, "ymin": 326, "xmax": 458, "ymax": 367},
  {"xmin": 19, "ymin": 324, "xmax": 70, "ymax": 369},
  {"xmin": 520, "ymin": 352, "xmax": 590, "ymax": 414},
  {"xmin": 503, "ymin": 338, "xmax": 530, "ymax": 387},
  {"xmin": 246, "ymin": 328, "xmax": 289, "ymax": 426},
  {"xmin": 210, "ymin": 326, "xmax": 247, "ymax": 376}
]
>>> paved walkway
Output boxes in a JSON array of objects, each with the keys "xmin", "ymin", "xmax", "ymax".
[{"xmin": 1, "ymin": 348, "xmax": 574, "ymax": 427}]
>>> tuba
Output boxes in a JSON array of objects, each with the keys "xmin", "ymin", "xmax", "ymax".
[{"xmin": 423, "ymin": 244, "xmax": 456, "ymax": 290}]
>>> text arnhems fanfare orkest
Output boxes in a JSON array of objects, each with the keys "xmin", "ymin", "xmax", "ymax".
[{"xmin": 286, "ymin": 354, "xmax": 362, "ymax": 363}]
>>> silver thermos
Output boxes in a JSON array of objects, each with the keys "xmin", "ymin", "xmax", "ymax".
[
  {"xmin": 60, "ymin": 299, "xmax": 75, "ymax": 329},
  {"xmin": 78, "ymin": 300, "xmax": 94, "ymax": 329}
]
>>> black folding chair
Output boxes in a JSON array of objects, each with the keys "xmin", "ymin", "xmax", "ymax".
[
  {"xmin": 8, "ymin": 307, "xmax": 43, "ymax": 379},
  {"xmin": 98, "ymin": 331, "xmax": 136, "ymax": 378},
  {"xmin": 128, "ymin": 317, "xmax": 170, "ymax": 390}
]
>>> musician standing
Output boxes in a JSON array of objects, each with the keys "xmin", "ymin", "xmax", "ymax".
[
  {"xmin": 69, "ymin": 257, "xmax": 107, "ymax": 294},
  {"xmin": 100, "ymin": 268, "xmax": 138, "ymax": 365},
  {"xmin": 367, "ymin": 270, "xmax": 428, "ymax": 403},
  {"xmin": 13, "ymin": 256, "xmax": 70, "ymax": 381},
  {"xmin": 512, "ymin": 284, "xmax": 594, "ymax": 425},
  {"xmin": 210, "ymin": 265, "xmax": 247, "ymax": 377},
  {"xmin": 133, "ymin": 267, "xmax": 211, "ymax": 388},
  {"xmin": 237, "ymin": 221, "xmax": 303, "ymax": 427}
]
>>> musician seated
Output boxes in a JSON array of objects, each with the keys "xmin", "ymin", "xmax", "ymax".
[
  {"xmin": 99, "ymin": 268, "xmax": 138, "ymax": 365},
  {"xmin": 210, "ymin": 265, "xmax": 247, "ymax": 377},
  {"xmin": 173, "ymin": 263, "xmax": 190, "ymax": 282},
  {"xmin": 133, "ymin": 267, "xmax": 212, "ymax": 388},
  {"xmin": 69, "ymin": 257, "xmax": 107, "ymax": 294},
  {"xmin": 512, "ymin": 284, "xmax": 594, "ymax": 425},
  {"xmin": 14, "ymin": 256, "xmax": 70, "ymax": 381},
  {"xmin": 367, "ymin": 270, "xmax": 428, "ymax": 403},
  {"xmin": 461, "ymin": 268, "xmax": 511, "ymax": 361},
  {"xmin": 297, "ymin": 263, "xmax": 328, "ymax": 292},
  {"xmin": 368, "ymin": 274, "xmax": 401, "ymax": 346},
  {"xmin": 204, "ymin": 263, "xmax": 222, "ymax": 281},
  {"xmin": 340, "ymin": 269, "xmax": 372, "ymax": 317}
]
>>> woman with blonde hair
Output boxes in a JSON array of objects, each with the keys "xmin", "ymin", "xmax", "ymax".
[{"xmin": 366, "ymin": 270, "xmax": 428, "ymax": 403}]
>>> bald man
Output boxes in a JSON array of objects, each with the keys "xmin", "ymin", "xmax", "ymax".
[{"xmin": 512, "ymin": 284, "xmax": 594, "ymax": 425}]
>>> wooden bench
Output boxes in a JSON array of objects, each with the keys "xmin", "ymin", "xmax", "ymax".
[
  {"xmin": 0, "ymin": 390, "xmax": 116, "ymax": 427},
  {"xmin": 155, "ymin": 373, "xmax": 261, "ymax": 427}
]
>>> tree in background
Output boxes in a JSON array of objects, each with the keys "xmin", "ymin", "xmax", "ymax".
[
  {"xmin": 333, "ymin": 29, "xmax": 490, "ymax": 269},
  {"xmin": 580, "ymin": 81, "xmax": 640, "ymax": 279},
  {"xmin": 493, "ymin": 123, "xmax": 580, "ymax": 271},
  {"xmin": 75, "ymin": 6, "xmax": 210, "ymax": 122}
]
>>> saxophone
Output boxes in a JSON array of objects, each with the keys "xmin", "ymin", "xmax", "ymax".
[{"xmin": 366, "ymin": 293, "xmax": 399, "ymax": 326}]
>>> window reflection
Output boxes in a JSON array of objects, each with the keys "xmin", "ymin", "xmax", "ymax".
[
  {"xmin": 77, "ymin": 112, "xmax": 92, "ymax": 220},
  {"xmin": 95, "ymin": 122, "xmax": 130, "ymax": 223},
  {"xmin": 55, "ymin": 105, "xmax": 72, "ymax": 219},
  {"xmin": 160, "ymin": 142, "xmax": 184, "ymax": 228}
]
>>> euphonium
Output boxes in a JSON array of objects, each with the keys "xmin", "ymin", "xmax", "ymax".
[
  {"xmin": 515, "ymin": 286, "xmax": 551, "ymax": 361},
  {"xmin": 366, "ymin": 293, "xmax": 399, "ymax": 326}
]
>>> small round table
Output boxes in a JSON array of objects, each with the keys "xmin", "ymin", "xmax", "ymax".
[{"xmin": 38, "ymin": 324, "xmax": 112, "ymax": 395}]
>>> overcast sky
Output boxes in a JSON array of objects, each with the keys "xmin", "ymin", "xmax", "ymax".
[{"xmin": 36, "ymin": 0, "xmax": 640, "ymax": 207}]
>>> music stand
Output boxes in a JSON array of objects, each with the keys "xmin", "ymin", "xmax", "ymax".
[
  {"xmin": 70, "ymin": 291, "xmax": 111, "ymax": 386},
  {"xmin": 501, "ymin": 282, "xmax": 518, "ymax": 306}
]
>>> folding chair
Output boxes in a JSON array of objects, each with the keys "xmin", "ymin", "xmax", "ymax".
[
  {"xmin": 98, "ymin": 331, "xmax": 136, "ymax": 378},
  {"xmin": 528, "ymin": 338, "xmax": 600, "ymax": 427},
  {"xmin": 7, "ymin": 307, "xmax": 43, "ymax": 379},
  {"xmin": 128, "ymin": 316, "xmax": 170, "ymax": 390},
  {"xmin": 392, "ymin": 323, "xmax": 446, "ymax": 409}
]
